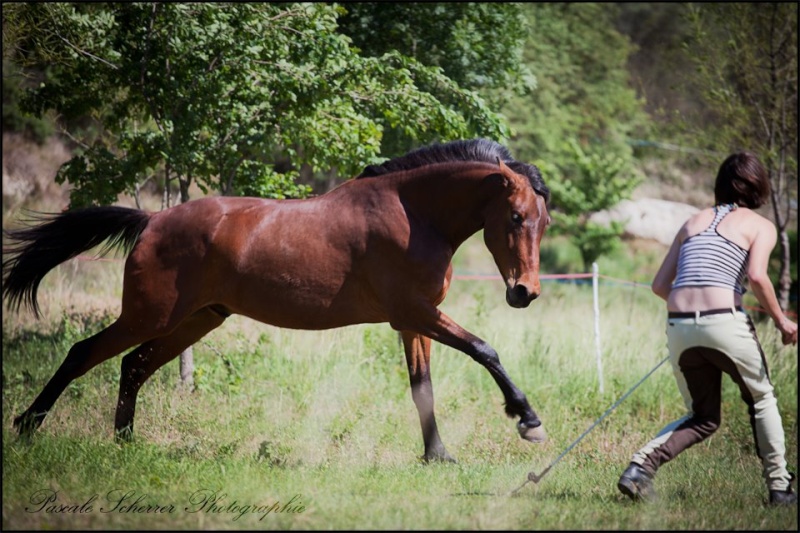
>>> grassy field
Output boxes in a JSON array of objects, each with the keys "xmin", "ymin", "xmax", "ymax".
[{"xmin": 2, "ymin": 232, "xmax": 797, "ymax": 530}]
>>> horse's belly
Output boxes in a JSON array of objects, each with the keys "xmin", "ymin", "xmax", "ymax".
[
  {"xmin": 235, "ymin": 300, "xmax": 387, "ymax": 330},
  {"xmin": 227, "ymin": 276, "xmax": 388, "ymax": 330}
]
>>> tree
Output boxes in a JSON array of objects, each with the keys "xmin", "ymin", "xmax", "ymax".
[
  {"xmin": 502, "ymin": 3, "xmax": 648, "ymax": 269},
  {"xmin": 3, "ymin": 3, "xmax": 513, "ymax": 207},
  {"xmin": 683, "ymin": 3, "xmax": 797, "ymax": 311},
  {"xmin": 333, "ymin": 2, "xmax": 536, "ymax": 166},
  {"xmin": 337, "ymin": 3, "xmax": 534, "ymax": 112},
  {"xmin": 542, "ymin": 140, "xmax": 642, "ymax": 272}
]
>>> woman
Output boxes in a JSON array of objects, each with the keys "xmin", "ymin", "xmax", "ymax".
[{"xmin": 617, "ymin": 152, "xmax": 797, "ymax": 506}]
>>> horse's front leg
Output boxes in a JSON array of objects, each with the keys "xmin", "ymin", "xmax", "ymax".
[
  {"xmin": 400, "ymin": 331, "xmax": 456, "ymax": 463},
  {"xmin": 393, "ymin": 307, "xmax": 546, "ymax": 443}
]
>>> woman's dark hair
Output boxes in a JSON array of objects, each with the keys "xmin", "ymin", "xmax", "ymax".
[{"xmin": 714, "ymin": 152, "xmax": 770, "ymax": 209}]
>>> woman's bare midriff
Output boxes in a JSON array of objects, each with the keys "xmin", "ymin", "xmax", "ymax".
[{"xmin": 667, "ymin": 286, "xmax": 742, "ymax": 312}]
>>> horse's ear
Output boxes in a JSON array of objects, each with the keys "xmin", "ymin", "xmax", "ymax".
[
  {"xmin": 497, "ymin": 158, "xmax": 510, "ymax": 175},
  {"xmin": 493, "ymin": 157, "xmax": 519, "ymax": 193}
]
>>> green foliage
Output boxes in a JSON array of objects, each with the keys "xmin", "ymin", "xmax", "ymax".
[
  {"xmin": 232, "ymin": 164, "xmax": 310, "ymax": 200},
  {"xmin": 337, "ymin": 3, "xmax": 533, "ymax": 156},
  {"xmin": 1, "ymin": 61, "xmax": 54, "ymax": 143},
  {"xmin": 491, "ymin": 4, "xmax": 648, "ymax": 273},
  {"xmin": 504, "ymin": 3, "xmax": 649, "ymax": 174},
  {"xmin": 543, "ymin": 140, "xmax": 643, "ymax": 272},
  {"xmin": 339, "ymin": 3, "xmax": 533, "ymax": 100},
  {"xmin": 4, "ymin": 3, "xmax": 514, "ymax": 207}
]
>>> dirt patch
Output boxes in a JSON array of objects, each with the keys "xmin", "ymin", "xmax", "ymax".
[
  {"xmin": 2, "ymin": 133, "xmax": 73, "ymax": 216},
  {"xmin": 633, "ymin": 158, "xmax": 715, "ymax": 208}
]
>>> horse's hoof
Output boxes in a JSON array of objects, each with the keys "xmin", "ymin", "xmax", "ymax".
[
  {"xmin": 114, "ymin": 425, "xmax": 134, "ymax": 444},
  {"xmin": 518, "ymin": 422, "xmax": 547, "ymax": 443},
  {"xmin": 426, "ymin": 455, "xmax": 457, "ymax": 464},
  {"xmin": 14, "ymin": 412, "xmax": 37, "ymax": 435},
  {"xmin": 421, "ymin": 451, "xmax": 457, "ymax": 464}
]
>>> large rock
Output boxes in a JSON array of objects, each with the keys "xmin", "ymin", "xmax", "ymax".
[{"xmin": 590, "ymin": 198, "xmax": 700, "ymax": 246}]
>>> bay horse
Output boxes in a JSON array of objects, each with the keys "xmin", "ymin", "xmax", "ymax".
[{"xmin": 3, "ymin": 138, "xmax": 550, "ymax": 462}]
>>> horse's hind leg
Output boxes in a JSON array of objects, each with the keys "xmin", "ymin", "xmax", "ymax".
[
  {"xmin": 400, "ymin": 331, "xmax": 455, "ymax": 463},
  {"xmin": 13, "ymin": 320, "xmax": 143, "ymax": 438},
  {"xmin": 114, "ymin": 307, "xmax": 226, "ymax": 442}
]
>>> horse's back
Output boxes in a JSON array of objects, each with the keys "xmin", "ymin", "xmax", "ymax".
[{"xmin": 123, "ymin": 190, "xmax": 399, "ymax": 329}]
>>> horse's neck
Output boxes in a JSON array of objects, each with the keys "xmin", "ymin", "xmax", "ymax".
[{"xmin": 397, "ymin": 165, "xmax": 494, "ymax": 249}]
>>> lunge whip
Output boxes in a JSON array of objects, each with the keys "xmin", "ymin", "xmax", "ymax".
[{"xmin": 510, "ymin": 355, "xmax": 670, "ymax": 495}]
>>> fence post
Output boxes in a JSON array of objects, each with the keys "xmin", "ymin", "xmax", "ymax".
[{"xmin": 592, "ymin": 262, "xmax": 604, "ymax": 393}]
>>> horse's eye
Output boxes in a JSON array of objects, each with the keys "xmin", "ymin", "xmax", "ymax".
[{"xmin": 511, "ymin": 212, "xmax": 523, "ymax": 225}]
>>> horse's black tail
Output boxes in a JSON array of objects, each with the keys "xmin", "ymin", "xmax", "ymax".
[{"xmin": 2, "ymin": 206, "xmax": 151, "ymax": 318}]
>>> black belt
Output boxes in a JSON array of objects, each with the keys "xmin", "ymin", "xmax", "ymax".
[{"xmin": 668, "ymin": 307, "xmax": 743, "ymax": 318}]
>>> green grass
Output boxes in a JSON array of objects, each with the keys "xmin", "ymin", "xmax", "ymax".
[{"xmin": 2, "ymin": 236, "xmax": 797, "ymax": 530}]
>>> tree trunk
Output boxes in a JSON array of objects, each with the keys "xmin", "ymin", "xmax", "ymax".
[
  {"xmin": 178, "ymin": 174, "xmax": 194, "ymax": 390},
  {"xmin": 179, "ymin": 347, "xmax": 194, "ymax": 389},
  {"xmin": 776, "ymin": 227, "xmax": 791, "ymax": 311},
  {"xmin": 771, "ymin": 185, "xmax": 792, "ymax": 311}
]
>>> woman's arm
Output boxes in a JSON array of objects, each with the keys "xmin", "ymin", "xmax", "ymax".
[
  {"xmin": 747, "ymin": 218, "xmax": 797, "ymax": 345},
  {"xmin": 652, "ymin": 226, "xmax": 684, "ymax": 301}
]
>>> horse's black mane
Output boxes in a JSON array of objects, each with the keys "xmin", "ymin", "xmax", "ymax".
[{"xmin": 356, "ymin": 138, "xmax": 549, "ymax": 201}]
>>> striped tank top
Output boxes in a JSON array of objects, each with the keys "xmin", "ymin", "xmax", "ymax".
[{"xmin": 672, "ymin": 204, "xmax": 749, "ymax": 295}]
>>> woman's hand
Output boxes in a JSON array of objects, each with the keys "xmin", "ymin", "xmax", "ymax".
[{"xmin": 776, "ymin": 316, "xmax": 798, "ymax": 346}]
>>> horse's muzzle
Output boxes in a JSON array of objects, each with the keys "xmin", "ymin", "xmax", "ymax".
[{"xmin": 506, "ymin": 283, "xmax": 539, "ymax": 308}]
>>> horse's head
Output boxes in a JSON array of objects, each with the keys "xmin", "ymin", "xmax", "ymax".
[{"xmin": 482, "ymin": 159, "xmax": 550, "ymax": 308}]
